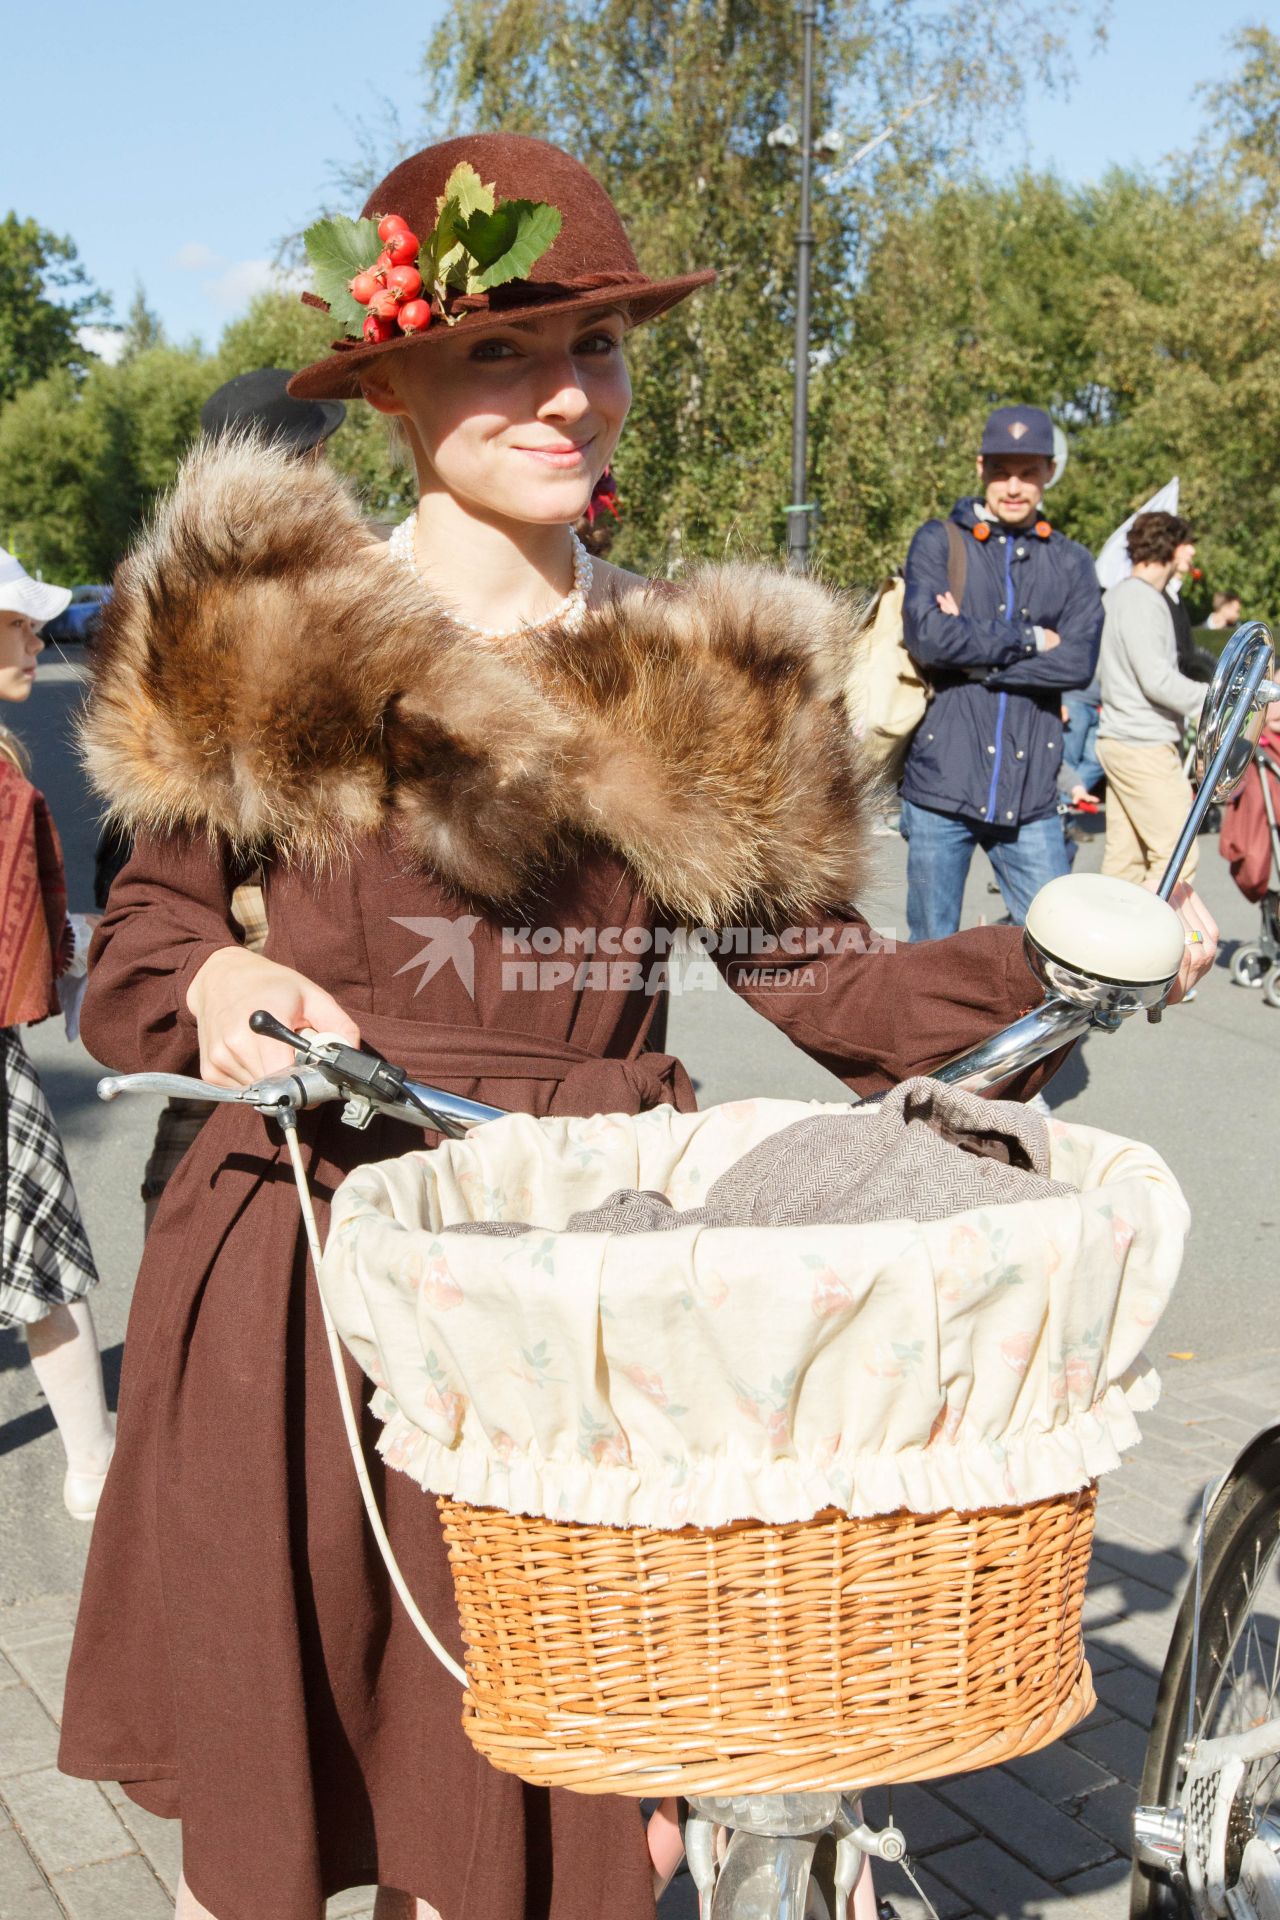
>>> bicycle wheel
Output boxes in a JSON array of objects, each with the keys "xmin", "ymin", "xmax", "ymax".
[
  {"xmin": 1132, "ymin": 1429, "xmax": 1280, "ymax": 1920},
  {"xmin": 1231, "ymin": 947, "xmax": 1270, "ymax": 989}
]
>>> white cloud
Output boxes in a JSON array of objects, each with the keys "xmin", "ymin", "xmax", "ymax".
[
  {"xmin": 78, "ymin": 325, "xmax": 125, "ymax": 365},
  {"xmin": 163, "ymin": 240, "xmax": 310, "ymax": 325},
  {"xmin": 173, "ymin": 241, "xmax": 222, "ymax": 272}
]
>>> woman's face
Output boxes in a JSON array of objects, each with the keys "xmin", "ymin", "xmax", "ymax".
[
  {"xmin": 370, "ymin": 306, "xmax": 631, "ymax": 525},
  {"xmin": 0, "ymin": 611, "xmax": 43, "ymax": 703}
]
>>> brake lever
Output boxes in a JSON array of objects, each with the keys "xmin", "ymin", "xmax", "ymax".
[
  {"xmin": 246, "ymin": 1011, "xmax": 471, "ymax": 1136},
  {"xmin": 96, "ymin": 1065, "xmax": 337, "ymax": 1114},
  {"xmin": 96, "ymin": 1014, "xmax": 502, "ymax": 1137}
]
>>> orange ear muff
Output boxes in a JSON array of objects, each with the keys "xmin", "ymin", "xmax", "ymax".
[
  {"xmin": 1034, "ymin": 520, "xmax": 1052, "ymax": 539},
  {"xmin": 972, "ymin": 523, "xmax": 991, "ymax": 542}
]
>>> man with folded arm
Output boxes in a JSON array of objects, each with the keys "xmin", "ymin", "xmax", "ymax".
[{"xmin": 898, "ymin": 406, "xmax": 1104, "ymax": 941}]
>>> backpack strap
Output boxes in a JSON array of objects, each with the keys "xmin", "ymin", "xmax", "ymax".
[{"xmin": 944, "ymin": 519, "xmax": 968, "ymax": 607}]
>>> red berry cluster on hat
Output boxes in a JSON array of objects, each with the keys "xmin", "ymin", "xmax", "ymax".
[
  {"xmin": 302, "ymin": 162, "xmax": 563, "ymax": 349},
  {"xmin": 349, "ymin": 215, "xmax": 433, "ymax": 343}
]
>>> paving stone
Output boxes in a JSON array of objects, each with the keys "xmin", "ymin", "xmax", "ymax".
[
  {"xmin": 7, "ymin": 1633, "xmax": 73, "ymax": 1725},
  {"xmin": 1006, "ymin": 1738, "xmax": 1115, "ymax": 1805},
  {"xmin": 1080, "ymin": 1600, "xmax": 1176, "ymax": 1671},
  {"xmin": 54, "ymin": 1851, "xmax": 173, "ymax": 1918},
  {"xmin": 0, "ymin": 1656, "xmax": 17, "ymax": 1694},
  {"xmin": 933, "ymin": 1770, "xmax": 1112, "ymax": 1879},
  {"xmin": 2, "ymin": 1767, "xmax": 133, "ymax": 1874},
  {"xmin": 927, "ymin": 1835, "xmax": 1059, "ymax": 1919},
  {"xmin": 879, "ymin": 1858, "xmax": 971, "ymax": 1920},
  {"xmin": 1073, "ymin": 1702, "xmax": 1118, "ymax": 1734},
  {"xmin": 1089, "ymin": 1538, "xmax": 1189, "ymax": 1599},
  {"xmin": 1092, "ymin": 1492, "xmax": 1184, "ymax": 1555},
  {"xmin": 1093, "ymin": 1663, "xmax": 1160, "ymax": 1726},
  {"xmin": 1069, "ymin": 1715, "xmax": 1151, "ymax": 1787},
  {"xmin": 0, "ymin": 1685, "xmax": 59, "ymax": 1776},
  {"xmin": 1111, "ymin": 1460, "xmax": 1212, "ymax": 1526},
  {"xmin": 1078, "ymin": 1780, "xmax": 1139, "ymax": 1855},
  {"xmin": 1054, "ymin": 1857, "xmax": 1133, "ymax": 1920},
  {"xmin": 111, "ymin": 1795, "xmax": 182, "ymax": 1895},
  {"xmin": 0, "ymin": 1823, "xmax": 63, "ymax": 1919},
  {"xmin": 1131, "ymin": 1436, "xmax": 1215, "ymax": 1482},
  {"xmin": 863, "ymin": 1783, "xmax": 976, "ymax": 1854},
  {"xmin": 1083, "ymin": 1638, "xmax": 1128, "ymax": 1676},
  {"xmin": 1132, "ymin": 1408, "xmax": 1233, "ymax": 1455},
  {"xmin": 1193, "ymin": 1411, "xmax": 1266, "ymax": 1444},
  {"xmin": 0, "ymin": 1596, "xmax": 79, "ymax": 1651}
]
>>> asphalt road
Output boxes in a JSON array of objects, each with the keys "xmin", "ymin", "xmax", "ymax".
[{"xmin": 1, "ymin": 652, "xmax": 1275, "ymax": 1607}]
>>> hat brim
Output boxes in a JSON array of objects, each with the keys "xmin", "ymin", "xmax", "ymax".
[
  {"xmin": 287, "ymin": 271, "xmax": 717, "ymax": 402},
  {"xmin": 0, "ymin": 579, "xmax": 72, "ymax": 627}
]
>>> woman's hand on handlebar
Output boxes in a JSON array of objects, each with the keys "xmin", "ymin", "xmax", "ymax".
[
  {"xmin": 1164, "ymin": 880, "xmax": 1218, "ymax": 1004},
  {"xmin": 186, "ymin": 948, "xmax": 361, "ymax": 1089}
]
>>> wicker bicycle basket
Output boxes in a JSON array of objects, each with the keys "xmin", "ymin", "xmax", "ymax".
[{"xmin": 438, "ymin": 1483, "xmax": 1097, "ymax": 1797}]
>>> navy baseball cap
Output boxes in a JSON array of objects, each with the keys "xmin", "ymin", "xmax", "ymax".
[{"xmin": 979, "ymin": 405, "xmax": 1056, "ymax": 460}]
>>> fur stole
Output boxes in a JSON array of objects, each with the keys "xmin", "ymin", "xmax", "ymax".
[{"xmin": 82, "ymin": 437, "xmax": 879, "ymax": 925}]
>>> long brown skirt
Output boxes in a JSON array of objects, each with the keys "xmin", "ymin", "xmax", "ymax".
[{"xmin": 57, "ymin": 1104, "xmax": 654, "ymax": 1920}]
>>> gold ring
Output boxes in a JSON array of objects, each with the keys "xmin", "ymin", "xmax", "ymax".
[{"xmin": 1185, "ymin": 930, "xmax": 1205, "ymax": 946}]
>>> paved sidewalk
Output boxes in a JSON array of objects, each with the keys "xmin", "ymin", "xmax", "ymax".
[{"xmin": 3, "ymin": 1348, "xmax": 1277, "ymax": 1919}]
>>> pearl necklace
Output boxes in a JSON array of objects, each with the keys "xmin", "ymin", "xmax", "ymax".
[{"xmin": 388, "ymin": 515, "xmax": 593, "ymax": 640}]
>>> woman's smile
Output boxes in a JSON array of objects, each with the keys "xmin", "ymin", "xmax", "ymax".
[{"xmin": 511, "ymin": 435, "xmax": 596, "ymax": 468}]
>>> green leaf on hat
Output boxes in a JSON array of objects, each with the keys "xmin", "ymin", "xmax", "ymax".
[
  {"xmin": 439, "ymin": 161, "xmax": 495, "ymax": 223},
  {"xmin": 456, "ymin": 201, "xmax": 563, "ymax": 292},
  {"xmin": 420, "ymin": 164, "xmax": 499, "ymax": 311},
  {"xmin": 303, "ymin": 214, "xmax": 382, "ymax": 335}
]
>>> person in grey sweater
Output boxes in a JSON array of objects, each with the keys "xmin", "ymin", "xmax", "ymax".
[{"xmin": 1097, "ymin": 510, "xmax": 1206, "ymax": 885}]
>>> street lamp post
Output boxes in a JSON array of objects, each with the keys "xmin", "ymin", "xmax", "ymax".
[
  {"xmin": 775, "ymin": 7, "xmax": 936, "ymax": 577},
  {"xmin": 785, "ymin": 0, "xmax": 819, "ymax": 575}
]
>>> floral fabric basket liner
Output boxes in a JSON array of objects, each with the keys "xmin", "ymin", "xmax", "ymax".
[{"xmin": 319, "ymin": 1098, "xmax": 1189, "ymax": 1530}]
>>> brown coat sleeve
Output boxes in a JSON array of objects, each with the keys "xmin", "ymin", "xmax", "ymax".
[
  {"xmin": 717, "ymin": 915, "xmax": 1050, "ymax": 1100},
  {"xmin": 80, "ymin": 830, "xmax": 245, "ymax": 1076}
]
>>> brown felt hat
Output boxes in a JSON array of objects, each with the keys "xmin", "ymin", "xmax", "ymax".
[{"xmin": 289, "ymin": 133, "xmax": 716, "ymax": 402}]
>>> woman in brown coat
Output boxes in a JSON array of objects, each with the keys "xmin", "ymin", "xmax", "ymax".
[{"xmin": 59, "ymin": 134, "xmax": 1212, "ymax": 1920}]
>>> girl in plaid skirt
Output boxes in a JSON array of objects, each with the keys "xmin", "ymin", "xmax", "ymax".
[{"xmin": 0, "ymin": 553, "xmax": 113, "ymax": 1520}]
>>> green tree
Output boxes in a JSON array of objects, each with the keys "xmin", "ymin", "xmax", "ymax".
[
  {"xmin": 1200, "ymin": 24, "xmax": 1280, "ymax": 232},
  {"xmin": 0, "ymin": 215, "xmax": 107, "ymax": 407},
  {"xmin": 420, "ymin": 0, "xmax": 1096, "ymax": 572},
  {"xmin": 0, "ymin": 343, "xmax": 208, "ymax": 581},
  {"xmin": 815, "ymin": 167, "xmax": 1280, "ymax": 608},
  {"xmin": 119, "ymin": 284, "xmax": 163, "ymax": 362}
]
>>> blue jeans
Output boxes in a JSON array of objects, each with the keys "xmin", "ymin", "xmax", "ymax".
[
  {"xmin": 899, "ymin": 798, "xmax": 1070, "ymax": 941},
  {"xmin": 1062, "ymin": 693, "xmax": 1104, "ymax": 796}
]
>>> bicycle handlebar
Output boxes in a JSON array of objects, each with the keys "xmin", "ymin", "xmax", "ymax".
[
  {"xmin": 98, "ymin": 980, "xmax": 1101, "ymax": 1131},
  {"xmin": 97, "ymin": 1019, "xmax": 503, "ymax": 1137}
]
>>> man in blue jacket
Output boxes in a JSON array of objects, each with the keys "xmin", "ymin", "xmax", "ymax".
[{"xmin": 898, "ymin": 405, "xmax": 1104, "ymax": 941}]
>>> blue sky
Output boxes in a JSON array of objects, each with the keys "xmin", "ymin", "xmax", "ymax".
[{"xmin": 8, "ymin": 0, "xmax": 1276, "ymax": 351}]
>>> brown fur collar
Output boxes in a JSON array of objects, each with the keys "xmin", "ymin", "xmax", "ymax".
[{"xmin": 82, "ymin": 437, "xmax": 879, "ymax": 925}]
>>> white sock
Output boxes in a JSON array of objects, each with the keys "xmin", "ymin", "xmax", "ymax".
[{"xmin": 24, "ymin": 1300, "xmax": 114, "ymax": 1476}]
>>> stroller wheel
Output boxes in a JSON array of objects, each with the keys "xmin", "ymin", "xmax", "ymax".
[
  {"xmin": 1231, "ymin": 945, "xmax": 1270, "ymax": 988},
  {"xmin": 1263, "ymin": 970, "xmax": 1280, "ymax": 1011}
]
